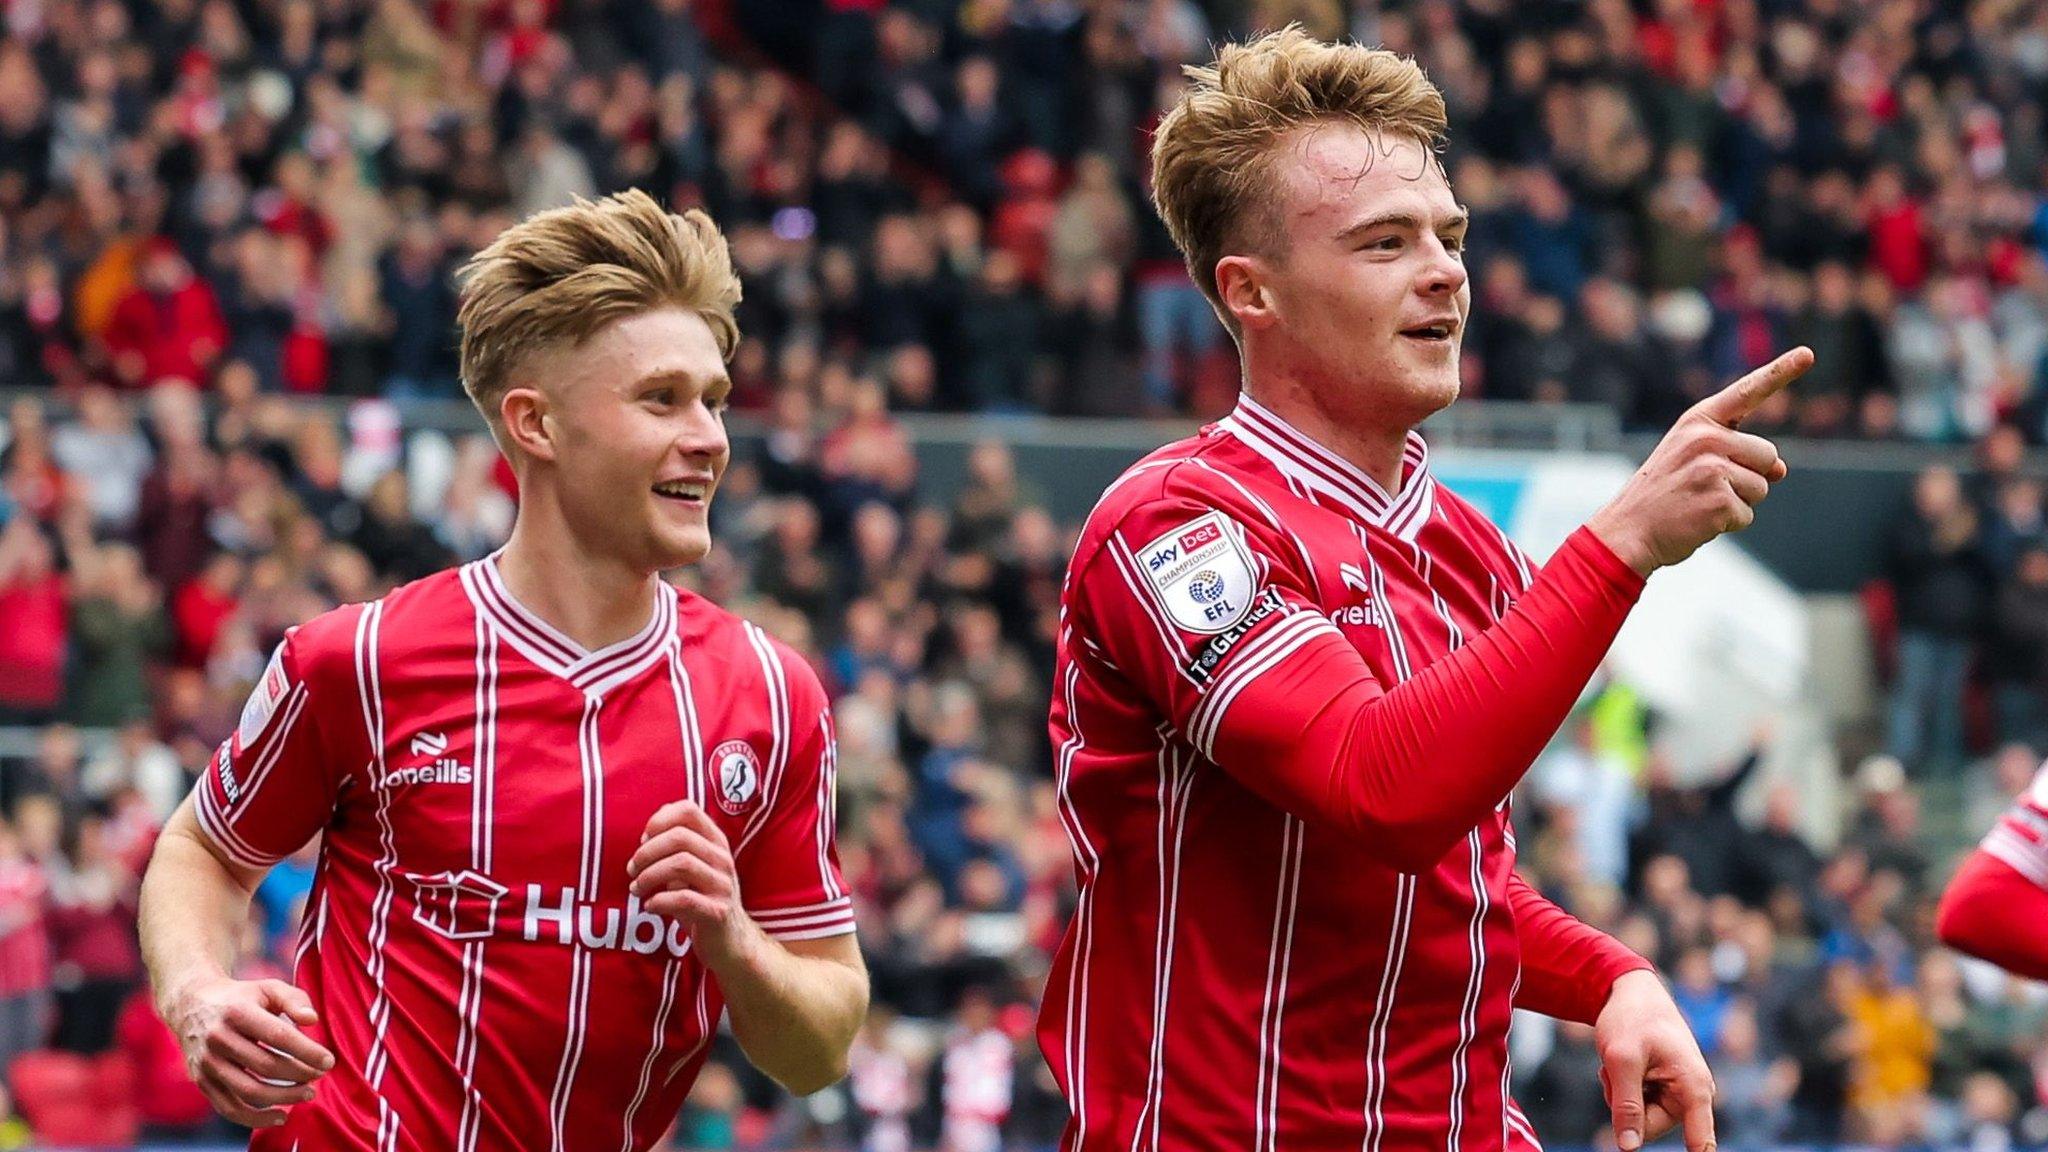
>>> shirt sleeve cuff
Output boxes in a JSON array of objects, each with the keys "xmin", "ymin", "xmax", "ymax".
[{"xmin": 749, "ymin": 896, "xmax": 856, "ymax": 941}]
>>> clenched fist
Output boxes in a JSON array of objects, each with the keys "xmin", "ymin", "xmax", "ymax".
[
  {"xmin": 162, "ymin": 975, "xmax": 334, "ymax": 1129},
  {"xmin": 1588, "ymin": 347, "xmax": 1813, "ymax": 576}
]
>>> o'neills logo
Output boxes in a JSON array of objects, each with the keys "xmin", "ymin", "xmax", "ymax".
[
  {"xmin": 523, "ymin": 885, "xmax": 692, "ymax": 958},
  {"xmin": 380, "ymin": 760, "xmax": 474, "ymax": 788}
]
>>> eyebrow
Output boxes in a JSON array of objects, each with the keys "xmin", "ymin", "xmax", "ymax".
[
  {"xmin": 1335, "ymin": 206, "xmax": 1471, "ymax": 243},
  {"xmin": 632, "ymin": 370, "xmax": 732, "ymax": 395}
]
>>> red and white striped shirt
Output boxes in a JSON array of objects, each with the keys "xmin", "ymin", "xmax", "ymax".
[
  {"xmin": 194, "ymin": 557, "xmax": 851, "ymax": 1151},
  {"xmin": 1040, "ymin": 396, "xmax": 1648, "ymax": 1152},
  {"xmin": 1981, "ymin": 763, "xmax": 2048, "ymax": 889}
]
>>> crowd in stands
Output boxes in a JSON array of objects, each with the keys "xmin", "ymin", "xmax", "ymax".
[
  {"xmin": 0, "ymin": 0, "xmax": 2040, "ymax": 1146},
  {"xmin": 0, "ymin": 0, "xmax": 2038, "ymax": 434},
  {"xmin": 0, "ymin": 384, "xmax": 2044, "ymax": 1150}
]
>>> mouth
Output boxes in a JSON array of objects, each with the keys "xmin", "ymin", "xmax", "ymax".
[
  {"xmin": 651, "ymin": 478, "xmax": 713, "ymax": 507},
  {"xmin": 1400, "ymin": 321, "xmax": 1458, "ymax": 343}
]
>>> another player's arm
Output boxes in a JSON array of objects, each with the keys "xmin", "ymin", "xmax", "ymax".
[
  {"xmin": 1084, "ymin": 351, "xmax": 1809, "ymax": 871},
  {"xmin": 140, "ymin": 628, "xmax": 345, "ymax": 1128},
  {"xmin": 1936, "ymin": 775, "xmax": 2048, "ymax": 979},
  {"xmin": 1935, "ymin": 852, "xmax": 2048, "ymax": 978}
]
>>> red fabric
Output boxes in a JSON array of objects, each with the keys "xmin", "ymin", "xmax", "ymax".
[
  {"xmin": 1936, "ymin": 851, "xmax": 2048, "ymax": 980},
  {"xmin": 171, "ymin": 578, "xmax": 239, "ymax": 669},
  {"xmin": 116, "ymin": 992, "xmax": 212, "ymax": 1128},
  {"xmin": 1237, "ymin": 527, "xmax": 1641, "ymax": 867},
  {"xmin": 101, "ymin": 279, "xmax": 228, "ymax": 388},
  {"xmin": 1041, "ymin": 400, "xmax": 1646, "ymax": 1152},
  {"xmin": 9, "ymin": 1050, "xmax": 138, "ymax": 1146},
  {"xmin": 188, "ymin": 565, "xmax": 851, "ymax": 1150},
  {"xmin": 1508, "ymin": 872, "xmax": 1653, "ymax": 1024},
  {"xmin": 1937, "ymin": 763, "xmax": 2048, "ymax": 980},
  {"xmin": 0, "ymin": 573, "xmax": 66, "ymax": 710}
]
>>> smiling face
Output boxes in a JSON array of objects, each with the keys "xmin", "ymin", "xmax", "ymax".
[
  {"xmin": 510, "ymin": 307, "xmax": 731, "ymax": 573},
  {"xmin": 1220, "ymin": 124, "xmax": 1471, "ymax": 431}
]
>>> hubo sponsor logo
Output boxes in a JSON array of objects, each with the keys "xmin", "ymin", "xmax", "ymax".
[
  {"xmin": 381, "ymin": 731, "xmax": 473, "ymax": 789},
  {"xmin": 524, "ymin": 885, "xmax": 692, "ymax": 958},
  {"xmin": 405, "ymin": 872, "xmax": 694, "ymax": 958}
]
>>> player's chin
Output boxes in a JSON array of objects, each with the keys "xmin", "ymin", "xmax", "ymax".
[{"xmin": 650, "ymin": 523, "xmax": 712, "ymax": 571}]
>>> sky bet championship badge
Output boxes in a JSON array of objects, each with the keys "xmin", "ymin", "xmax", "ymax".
[{"xmin": 1137, "ymin": 512, "xmax": 1258, "ymax": 635}]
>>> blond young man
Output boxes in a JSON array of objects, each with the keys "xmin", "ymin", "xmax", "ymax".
[
  {"xmin": 139, "ymin": 190, "xmax": 866, "ymax": 1150},
  {"xmin": 1040, "ymin": 29, "xmax": 1808, "ymax": 1152}
]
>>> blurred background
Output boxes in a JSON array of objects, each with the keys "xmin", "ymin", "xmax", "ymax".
[{"xmin": 0, "ymin": 0, "xmax": 2046, "ymax": 1147}]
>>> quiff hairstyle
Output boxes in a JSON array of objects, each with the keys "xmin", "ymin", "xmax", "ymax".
[
  {"xmin": 1150, "ymin": 26, "xmax": 1448, "ymax": 336},
  {"xmin": 456, "ymin": 189, "xmax": 741, "ymax": 444}
]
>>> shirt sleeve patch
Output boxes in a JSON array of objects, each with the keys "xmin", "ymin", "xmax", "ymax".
[
  {"xmin": 236, "ymin": 644, "xmax": 293, "ymax": 749},
  {"xmin": 1186, "ymin": 588, "xmax": 1287, "ymax": 683},
  {"xmin": 1136, "ymin": 512, "xmax": 1260, "ymax": 635}
]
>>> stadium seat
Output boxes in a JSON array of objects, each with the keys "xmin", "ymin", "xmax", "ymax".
[{"xmin": 9, "ymin": 1050, "xmax": 140, "ymax": 1147}]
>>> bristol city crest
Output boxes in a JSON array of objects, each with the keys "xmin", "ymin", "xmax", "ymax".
[{"xmin": 711, "ymin": 740, "xmax": 762, "ymax": 816}]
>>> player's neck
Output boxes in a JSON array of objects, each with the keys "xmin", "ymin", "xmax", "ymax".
[
  {"xmin": 495, "ymin": 519, "xmax": 660, "ymax": 653},
  {"xmin": 1243, "ymin": 384, "xmax": 1411, "ymax": 495}
]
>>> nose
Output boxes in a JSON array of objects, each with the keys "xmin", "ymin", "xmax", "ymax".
[
  {"xmin": 1420, "ymin": 235, "xmax": 1467, "ymax": 299},
  {"xmin": 677, "ymin": 400, "xmax": 729, "ymax": 461}
]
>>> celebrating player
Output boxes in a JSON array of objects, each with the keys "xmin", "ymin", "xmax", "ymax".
[
  {"xmin": 1040, "ymin": 29, "xmax": 1810, "ymax": 1152},
  {"xmin": 137, "ymin": 190, "xmax": 867, "ymax": 1149},
  {"xmin": 1936, "ymin": 756, "xmax": 2048, "ymax": 979}
]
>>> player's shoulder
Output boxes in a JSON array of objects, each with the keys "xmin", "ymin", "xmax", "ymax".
[
  {"xmin": 282, "ymin": 567, "xmax": 468, "ymax": 678},
  {"xmin": 675, "ymin": 587, "xmax": 829, "ymax": 708},
  {"xmin": 1075, "ymin": 429, "xmax": 1266, "ymax": 560}
]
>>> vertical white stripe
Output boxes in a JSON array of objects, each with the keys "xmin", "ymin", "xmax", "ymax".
[
  {"xmin": 1361, "ymin": 876, "xmax": 1416, "ymax": 1152},
  {"xmin": 619, "ymin": 957, "xmax": 682, "ymax": 1150},
  {"xmin": 354, "ymin": 602, "xmax": 400, "ymax": 1152},
  {"xmin": 1130, "ymin": 744, "xmax": 1196, "ymax": 1152},
  {"xmin": 1254, "ymin": 817, "xmax": 1305, "ymax": 1152},
  {"xmin": 548, "ymin": 697, "xmax": 603, "ymax": 1150},
  {"xmin": 1053, "ymin": 661, "xmax": 1103, "ymax": 1150},
  {"xmin": 456, "ymin": 620, "xmax": 498, "ymax": 1152},
  {"xmin": 736, "ymin": 625, "xmax": 791, "ymax": 852}
]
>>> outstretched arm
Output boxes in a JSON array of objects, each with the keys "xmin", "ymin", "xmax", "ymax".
[{"xmin": 1936, "ymin": 850, "xmax": 2048, "ymax": 980}]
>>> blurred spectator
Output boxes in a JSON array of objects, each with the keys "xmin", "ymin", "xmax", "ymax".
[
  {"xmin": 1712, "ymin": 1000, "xmax": 1797, "ymax": 1150},
  {"xmin": 99, "ymin": 239, "xmax": 226, "ymax": 391},
  {"xmin": 0, "ymin": 820, "xmax": 48, "ymax": 1080},
  {"xmin": 44, "ymin": 814, "xmax": 139, "ymax": 1054},
  {"xmin": 0, "ymin": 519, "xmax": 64, "ymax": 725},
  {"xmin": 938, "ymin": 988, "xmax": 1012, "ymax": 1152},
  {"xmin": 1886, "ymin": 467, "xmax": 1995, "ymax": 773}
]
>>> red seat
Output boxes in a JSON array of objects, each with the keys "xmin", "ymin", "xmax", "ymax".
[{"xmin": 10, "ymin": 1049, "xmax": 140, "ymax": 1147}]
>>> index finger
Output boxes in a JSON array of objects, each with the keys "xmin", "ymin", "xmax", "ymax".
[
  {"xmin": 640, "ymin": 799, "xmax": 726, "ymax": 846},
  {"xmin": 235, "ymin": 1008, "xmax": 335, "ymax": 1074},
  {"xmin": 1680, "ymin": 1084, "xmax": 1717, "ymax": 1152},
  {"xmin": 1694, "ymin": 346, "xmax": 1814, "ymax": 427}
]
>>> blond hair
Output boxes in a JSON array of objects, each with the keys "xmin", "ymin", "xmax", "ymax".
[
  {"xmin": 456, "ymin": 189, "xmax": 741, "ymax": 441},
  {"xmin": 1150, "ymin": 26, "xmax": 1447, "ymax": 333}
]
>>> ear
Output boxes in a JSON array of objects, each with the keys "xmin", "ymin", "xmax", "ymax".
[
  {"xmin": 1215, "ymin": 255, "xmax": 1276, "ymax": 331},
  {"xmin": 499, "ymin": 386, "xmax": 559, "ymax": 464}
]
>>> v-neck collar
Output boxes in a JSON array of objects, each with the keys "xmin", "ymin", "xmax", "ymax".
[
  {"xmin": 459, "ymin": 554, "xmax": 678, "ymax": 697},
  {"xmin": 1216, "ymin": 394, "xmax": 1437, "ymax": 543}
]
